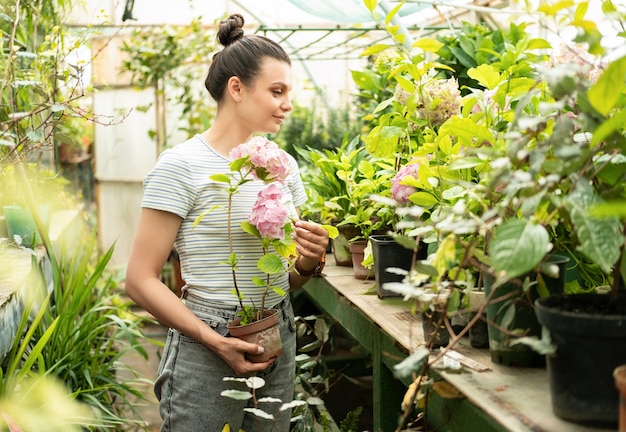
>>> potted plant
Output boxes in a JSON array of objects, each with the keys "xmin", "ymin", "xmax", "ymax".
[
  {"xmin": 338, "ymin": 150, "xmax": 395, "ymax": 279},
  {"xmin": 296, "ymin": 135, "xmax": 367, "ymax": 266},
  {"xmin": 352, "ymin": 1, "xmax": 625, "ymax": 429},
  {"xmin": 198, "ymin": 136, "xmax": 336, "ymax": 362},
  {"xmin": 445, "ymin": 2, "xmax": 626, "ymax": 426}
]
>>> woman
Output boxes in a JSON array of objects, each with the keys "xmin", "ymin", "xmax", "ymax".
[{"xmin": 125, "ymin": 13, "xmax": 329, "ymax": 432}]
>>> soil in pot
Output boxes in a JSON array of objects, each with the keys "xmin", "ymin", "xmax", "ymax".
[
  {"xmin": 535, "ymin": 292, "xmax": 626, "ymax": 428},
  {"xmin": 227, "ymin": 309, "xmax": 283, "ymax": 363},
  {"xmin": 349, "ymin": 240, "xmax": 374, "ymax": 280}
]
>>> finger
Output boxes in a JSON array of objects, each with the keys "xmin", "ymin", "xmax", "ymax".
[
  {"xmin": 295, "ymin": 236, "xmax": 326, "ymax": 259},
  {"xmin": 295, "ymin": 220, "xmax": 328, "ymax": 236}
]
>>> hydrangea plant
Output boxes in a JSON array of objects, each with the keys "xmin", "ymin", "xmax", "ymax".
[{"xmin": 196, "ymin": 136, "xmax": 336, "ymax": 325}]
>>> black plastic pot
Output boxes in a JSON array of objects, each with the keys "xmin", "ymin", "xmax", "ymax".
[
  {"xmin": 421, "ymin": 309, "xmax": 449, "ymax": 348},
  {"xmin": 370, "ymin": 235, "xmax": 427, "ymax": 298},
  {"xmin": 535, "ymin": 293, "xmax": 626, "ymax": 428},
  {"xmin": 483, "ymin": 255, "xmax": 569, "ymax": 367}
]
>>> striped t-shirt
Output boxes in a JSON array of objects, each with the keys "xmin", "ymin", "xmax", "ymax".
[{"xmin": 142, "ymin": 134, "xmax": 307, "ymax": 305}]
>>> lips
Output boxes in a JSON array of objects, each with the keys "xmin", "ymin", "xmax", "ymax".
[{"xmin": 274, "ymin": 115, "xmax": 285, "ymax": 124}]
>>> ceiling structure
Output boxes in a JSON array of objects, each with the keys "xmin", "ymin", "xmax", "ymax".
[{"xmin": 241, "ymin": 0, "xmax": 514, "ymax": 61}]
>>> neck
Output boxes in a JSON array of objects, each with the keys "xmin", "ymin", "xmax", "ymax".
[{"xmin": 201, "ymin": 115, "xmax": 251, "ymax": 158}]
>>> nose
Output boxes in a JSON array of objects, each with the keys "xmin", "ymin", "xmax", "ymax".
[{"xmin": 281, "ymin": 97, "xmax": 292, "ymax": 113}]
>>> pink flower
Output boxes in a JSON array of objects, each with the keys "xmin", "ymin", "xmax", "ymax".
[
  {"xmin": 391, "ymin": 163, "xmax": 420, "ymax": 204},
  {"xmin": 230, "ymin": 136, "xmax": 291, "ymax": 184},
  {"xmin": 249, "ymin": 184, "xmax": 289, "ymax": 240}
]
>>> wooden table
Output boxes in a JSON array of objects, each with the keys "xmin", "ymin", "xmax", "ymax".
[{"xmin": 302, "ymin": 257, "xmax": 614, "ymax": 432}]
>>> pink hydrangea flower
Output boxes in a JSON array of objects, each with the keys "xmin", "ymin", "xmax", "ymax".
[
  {"xmin": 230, "ymin": 136, "xmax": 291, "ymax": 184},
  {"xmin": 391, "ymin": 163, "xmax": 420, "ymax": 204},
  {"xmin": 249, "ymin": 184, "xmax": 289, "ymax": 240}
]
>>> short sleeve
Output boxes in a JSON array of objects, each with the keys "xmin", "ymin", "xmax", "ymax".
[{"xmin": 142, "ymin": 148, "xmax": 198, "ymax": 219}]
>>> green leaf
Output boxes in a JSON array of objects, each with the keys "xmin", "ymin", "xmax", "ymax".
[
  {"xmin": 373, "ymin": 97, "xmax": 394, "ymax": 114},
  {"xmin": 412, "ymin": 37, "xmax": 444, "ymax": 53},
  {"xmin": 230, "ymin": 157, "xmax": 248, "ymax": 172},
  {"xmin": 306, "ymin": 397, "xmax": 325, "ymax": 406},
  {"xmin": 240, "ymin": 221, "xmax": 261, "ymax": 239},
  {"xmin": 437, "ymin": 117, "xmax": 494, "ymax": 146},
  {"xmin": 273, "ymin": 241, "xmax": 297, "ymax": 258},
  {"xmin": 385, "ymin": 1, "xmax": 403, "ymax": 25},
  {"xmin": 246, "ymin": 376, "xmax": 266, "ymax": 389},
  {"xmin": 361, "ymin": 44, "xmax": 391, "ymax": 57},
  {"xmin": 50, "ymin": 103, "xmax": 66, "ymax": 113},
  {"xmin": 588, "ymin": 55, "xmax": 626, "ymax": 116},
  {"xmin": 467, "ymin": 64, "xmax": 501, "ymax": 90},
  {"xmin": 210, "ymin": 173, "xmax": 232, "ymax": 184},
  {"xmin": 365, "ymin": 125, "xmax": 404, "ymax": 158},
  {"xmin": 489, "ymin": 218, "xmax": 550, "ymax": 279},
  {"xmin": 280, "ymin": 400, "xmax": 307, "ymax": 411},
  {"xmin": 408, "ymin": 191, "xmax": 438, "ymax": 208},
  {"xmin": 511, "ymin": 327, "xmax": 556, "ymax": 355},
  {"xmin": 257, "ymin": 254, "xmax": 284, "ymax": 275},
  {"xmin": 591, "ymin": 108, "xmax": 626, "ymax": 145},
  {"xmin": 364, "ymin": 0, "xmax": 377, "ymax": 12},
  {"xmin": 243, "ymin": 408, "xmax": 274, "ymax": 420},
  {"xmin": 563, "ymin": 182, "xmax": 622, "ymax": 274},
  {"xmin": 321, "ymin": 224, "xmax": 339, "ymax": 239},
  {"xmin": 393, "ymin": 347, "xmax": 429, "ymax": 378},
  {"xmin": 526, "ymin": 38, "xmax": 552, "ymax": 50}
]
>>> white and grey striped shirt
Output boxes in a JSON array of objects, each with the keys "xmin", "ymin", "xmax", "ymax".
[{"xmin": 143, "ymin": 134, "xmax": 307, "ymax": 305}]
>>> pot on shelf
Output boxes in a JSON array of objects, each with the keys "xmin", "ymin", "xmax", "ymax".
[
  {"xmin": 535, "ymin": 292, "xmax": 626, "ymax": 428},
  {"xmin": 349, "ymin": 239, "xmax": 374, "ymax": 280},
  {"xmin": 227, "ymin": 308, "xmax": 282, "ymax": 363},
  {"xmin": 369, "ymin": 234, "xmax": 427, "ymax": 299},
  {"xmin": 483, "ymin": 254, "xmax": 569, "ymax": 367}
]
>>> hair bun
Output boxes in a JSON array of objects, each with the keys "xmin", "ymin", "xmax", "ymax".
[{"xmin": 217, "ymin": 13, "xmax": 245, "ymax": 47}]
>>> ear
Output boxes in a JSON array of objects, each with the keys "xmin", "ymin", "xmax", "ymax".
[{"xmin": 227, "ymin": 76, "xmax": 243, "ymax": 102}]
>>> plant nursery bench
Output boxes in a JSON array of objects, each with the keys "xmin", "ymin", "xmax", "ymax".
[{"xmin": 302, "ymin": 256, "xmax": 614, "ymax": 432}]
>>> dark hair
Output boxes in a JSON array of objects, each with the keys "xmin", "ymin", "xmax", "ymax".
[{"xmin": 205, "ymin": 14, "xmax": 291, "ymax": 102}]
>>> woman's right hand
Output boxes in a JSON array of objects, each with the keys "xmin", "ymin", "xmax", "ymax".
[{"xmin": 213, "ymin": 336, "xmax": 276, "ymax": 375}]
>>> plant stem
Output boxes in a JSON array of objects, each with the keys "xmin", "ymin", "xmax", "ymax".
[{"xmin": 227, "ymin": 191, "xmax": 245, "ymax": 313}]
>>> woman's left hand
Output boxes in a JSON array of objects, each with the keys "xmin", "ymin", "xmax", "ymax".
[{"xmin": 293, "ymin": 220, "xmax": 329, "ymax": 266}]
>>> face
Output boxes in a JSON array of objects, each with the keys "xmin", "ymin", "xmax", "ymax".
[{"xmin": 239, "ymin": 57, "xmax": 293, "ymax": 135}]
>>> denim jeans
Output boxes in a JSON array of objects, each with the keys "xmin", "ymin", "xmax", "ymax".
[{"xmin": 154, "ymin": 293, "xmax": 297, "ymax": 432}]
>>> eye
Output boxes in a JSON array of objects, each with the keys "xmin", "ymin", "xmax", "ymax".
[{"xmin": 272, "ymin": 89, "xmax": 282, "ymax": 95}]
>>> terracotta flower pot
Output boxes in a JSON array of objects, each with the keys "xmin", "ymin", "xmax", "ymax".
[
  {"xmin": 227, "ymin": 309, "xmax": 283, "ymax": 362},
  {"xmin": 349, "ymin": 240, "xmax": 374, "ymax": 280}
]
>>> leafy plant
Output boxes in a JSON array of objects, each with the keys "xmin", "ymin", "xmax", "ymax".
[
  {"xmin": 272, "ymin": 102, "xmax": 355, "ymax": 162},
  {"xmin": 195, "ymin": 137, "xmax": 337, "ymax": 325},
  {"xmin": 221, "ymin": 312, "xmax": 365, "ymax": 431},
  {"xmin": 296, "ymin": 134, "xmax": 395, "ymax": 241},
  {"xmin": 358, "ymin": 0, "xmax": 626, "ymax": 429},
  {"xmin": 0, "ymin": 0, "xmax": 100, "ymax": 165},
  {"xmin": 1, "ymin": 235, "xmax": 154, "ymax": 431}
]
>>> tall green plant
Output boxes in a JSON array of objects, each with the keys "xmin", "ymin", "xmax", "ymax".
[{"xmin": 1, "ymin": 236, "xmax": 154, "ymax": 431}]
